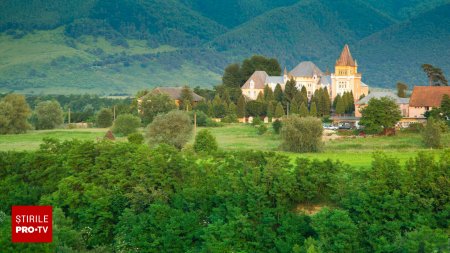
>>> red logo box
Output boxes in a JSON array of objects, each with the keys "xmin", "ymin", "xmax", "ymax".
[{"xmin": 11, "ymin": 206, "xmax": 52, "ymax": 243}]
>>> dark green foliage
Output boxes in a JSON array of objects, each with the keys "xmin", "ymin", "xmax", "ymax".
[
  {"xmin": 0, "ymin": 138, "xmax": 448, "ymax": 252},
  {"xmin": 96, "ymin": 108, "xmax": 113, "ymax": 128},
  {"xmin": 34, "ymin": 100, "xmax": 64, "ymax": 130},
  {"xmin": 240, "ymin": 55, "xmax": 281, "ymax": 79},
  {"xmin": 252, "ymin": 117, "xmax": 263, "ymax": 126},
  {"xmin": 422, "ymin": 117, "xmax": 443, "ymax": 148},
  {"xmin": 179, "ymin": 86, "xmax": 194, "ymax": 111},
  {"xmin": 280, "ymin": 116, "xmax": 323, "ymax": 152},
  {"xmin": 246, "ymin": 100, "xmax": 265, "ymax": 117},
  {"xmin": 274, "ymin": 84, "xmax": 284, "ymax": 102},
  {"xmin": 274, "ymin": 102, "xmax": 285, "ymax": 118},
  {"xmin": 127, "ymin": 132, "xmax": 144, "ymax": 144},
  {"xmin": 257, "ymin": 124, "xmax": 268, "ymax": 135},
  {"xmin": 193, "ymin": 129, "xmax": 218, "ymax": 153},
  {"xmin": 237, "ymin": 95, "xmax": 246, "ymax": 118},
  {"xmin": 422, "ymin": 64, "xmax": 448, "ymax": 86},
  {"xmin": 335, "ymin": 95, "xmax": 345, "ymax": 115},
  {"xmin": 299, "ymin": 102, "xmax": 309, "ymax": 117},
  {"xmin": 212, "ymin": 95, "xmax": 227, "ymax": 118},
  {"xmin": 396, "ymin": 82, "xmax": 408, "ymax": 97},
  {"xmin": 140, "ymin": 93, "xmax": 177, "ymax": 125},
  {"xmin": 189, "ymin": 110, "xmax": 209, "ymax": 127},
  {"xmin": 284, "ymin": 79, "xmax": 297, "ymax": 102},
  {"xmin": 146, "ymin": 110, "xmax": 193, "ymax": 149},
  {"xmin": 272, "ymin": 119, "xmax": 282, "ymax": 134},
  {"xmin": 112, "ymin": 113, "xmax": 141, "ymax": 136},
  {"xmin": 309, "ymin": 102, "xmax": 317, "ymax": 117},
  {"xmin": 359, "ymin": 97, "xmax": 402, "ymax": 134},
  {"xmin": 0, "ymin": 93, "xmax": 32, "ymax": 134}
]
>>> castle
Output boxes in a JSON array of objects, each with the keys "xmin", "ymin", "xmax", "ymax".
[{"xmin": 241, "ymin": 45, "xmax": 369, "ymax": 101}]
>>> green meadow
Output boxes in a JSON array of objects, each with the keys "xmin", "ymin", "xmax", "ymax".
[{"xmin": 0, "ymin": 123, "xmax": 448, "ymax": 168}]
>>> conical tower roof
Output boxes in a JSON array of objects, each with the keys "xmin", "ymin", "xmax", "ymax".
[
  {"xmin": 336, "ymin": 44, "xmax": 356, "ymax": 67},
  {"xmin": 284, "ymin": 67, "xmax": 288, "ymax": 76}
]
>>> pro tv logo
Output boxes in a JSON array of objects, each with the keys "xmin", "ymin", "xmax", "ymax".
[{"xmin": 12, "ymin": 206, "xmax": 52, "ymax": 243}]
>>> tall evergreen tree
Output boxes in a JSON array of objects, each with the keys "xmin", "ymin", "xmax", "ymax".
[
  {"xmin": 284, "ymin": 79, "xmax": 297, "ymax": 102},
  {"xmin": 180, "ymin": 86, "xmax": 193, "ymax": 111},
  {"xmin": 300, "ymin": 86, "xmax": 308, "ymax": 106},
  {"xmin": 290, "ymin": 97, "xmax": 299, "ymax": 114},
  {"xmin": 310, "ymin": 102, "xmax": 317, "ymax": 117},
  {"xmin": 322, "ymin": 87, "xmax": 331, "ymax": 116},
  {"xmin": 335, "ymin": 96, "xmax": 345, "ymax": 116},
  {"xmin": 267, "ymin": 101, "xmax": 274, "ymax": 119},
  {"xmin": 274, "ymin": 102, "xmax": 285, "ymax": 118},
  {"xmin": 264, "ymin": 85, "xmax": 274, "ymax": 101},
  {"xmin": 299, "ymin": 102, "xmax": 309, "ymax": 117},
  {"xmin": 274, "ymin": 83, "xmax": 284, "ymax": 102},
  {"xmin": 237, "ymin": 95, "xmax": 246, "ymax": 118},
  {"xmin": 422, "ymin": 64, "xmax": 448, "ymax": 86}
]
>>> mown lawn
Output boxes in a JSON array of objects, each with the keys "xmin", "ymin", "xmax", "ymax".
[{"xmin": 0, "ymin": 124, "xmax": 448, "ymax": 168}]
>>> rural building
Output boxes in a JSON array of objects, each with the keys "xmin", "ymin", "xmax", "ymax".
[
  {"xmin": 241, "ymin": 44, "xmax": 369, "ymax": 101},
  {"xmin": 354, "ymin": 91, "xmax": 409, "ymax": 118},
  {"xmin": 139, "ymin": 87, "xmax": 204, "ymax": 108},
  {"xmin": 408, "ymin": 86, "xmax": 450, "ymax": 118}
]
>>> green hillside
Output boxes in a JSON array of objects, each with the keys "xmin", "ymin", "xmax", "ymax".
[{"xmin": 0, "ymin": 0, "xmax": 448, "ymax": 94}]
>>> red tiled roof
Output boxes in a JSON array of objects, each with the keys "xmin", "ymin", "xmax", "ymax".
[
  {"xmin": 409, "ymin": 86, "xmax": 450, "ymax": 107},
  {"xmin": 336, "ymin": 44, "xmax": 356, "ymax": 67}
]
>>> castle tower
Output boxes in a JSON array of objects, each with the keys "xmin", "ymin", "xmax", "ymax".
[{"xmin": 331, "ymin": 44, "xmax": 367, "ymax": 101}]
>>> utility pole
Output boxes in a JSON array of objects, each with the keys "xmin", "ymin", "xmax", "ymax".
[
  {"xmin": 68, "ymin": 108, "xmax": 71, "ymax": 124},
  {"xmin": 113, "ymin": 106, "xmax": 116, "ymax": 120},
  {"xmin": 194, "ymin": 111, "xmax": 197, "ymax": 135},
  {"xmin": 287, "ymin": 102, "xmax": 290, "ymax": 116}
]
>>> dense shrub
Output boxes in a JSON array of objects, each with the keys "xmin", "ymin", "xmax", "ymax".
[
  {"xmin": 272, "ymin": 119, "xmax": 282, "ymax": 134},
  {"xmin": 222, "ymin": 114, "xmax": 239, "ymax": 123},
  {"xmin": 112, "ymin": 114, "xmax": 141, "ymax": 136},
  {"xmin": 96, "ymin": 108, "xmax": 113, "ymax": 128},
  {"xmin": 252, "ymin": 117, "xmax": 263, "ymax": 126},
  {"xmin": 146, "ymin": 110, "xmax": 193, "ymax": 149},
  {"xmin": 127, "ymin": 132, "xmax": 144, "ymax": 144},
  {"xmin": 406, "ymin": 122, "xmax": 424, "ymax": 133},
  {"xmin": 34, "ymin": 100, "xmax": 64, "ymax": 130},
  {"xmin": 422, "ymin": 118, "xmax": 443, "ymax": 148},
  {"xmin": 257, "ymin": 124, "xmax": 267, "ymax": 135},
  {"xmin": 193, "ymin": 129, "xmax": 218, "ymax": 153},
  {"xmin": 280, "ymin": 116, "xmax": 323, "ymax": 152}
]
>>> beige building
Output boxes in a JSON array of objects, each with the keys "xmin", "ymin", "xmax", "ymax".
[
  {"xmin": 409, "ymin": 86, "xmax": 450, "ymax": 118},
  {"xmin": 241, "ymin": 45, "xmax": 369, "ymax": 101},
  {"xmin": 354, "ymin": 91, "xmax": 409, "ymax": 118}
]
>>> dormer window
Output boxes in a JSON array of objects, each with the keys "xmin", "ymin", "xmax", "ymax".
[{"xmin": 250, "ymin": 80, "xmax": 255, "ymax": 89}]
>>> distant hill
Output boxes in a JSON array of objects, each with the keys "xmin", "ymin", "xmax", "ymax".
[{"xmin": 0, "ymin": 0, "xmax": 448, "ymax": 94}]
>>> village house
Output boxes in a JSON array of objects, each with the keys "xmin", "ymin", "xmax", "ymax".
[
  {"xmin": 241, "ymin": 44, "xmax": 369, "ymax": 101},
  {"xmin": 408, "ymin": 86, "xmax": 450, "ymax": 118},
  {"xmin": 138, "ymin": 87, "xmax": 204, "ymax": 111},
  {"xmin": 354, "ymin": 91, "xmax": 410, "ymax": 118}
]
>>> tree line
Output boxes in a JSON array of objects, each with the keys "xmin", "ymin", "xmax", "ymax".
[{"xmin": 0, "ymin": 140, "xmax": 447, "ymax": 252}]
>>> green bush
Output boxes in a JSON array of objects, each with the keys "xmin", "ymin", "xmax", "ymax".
[
  {"xmin": 205, "ymin": 118, "xmax": 221, "ymax": 127},
  {"xmin": 252, "ymin": 117, "xmax": 263, "ymax": 126},
  {"xmin": 127, "ymin": 132, "xmax": 144, "ymax": 144},
  {"xmin": 222, "ymin": 114, "xmax": 239, "ymax": 123},
  {"xmin": 146, "ymin": 110, "xmax": 193, "ymax": 149},
  {"xmin": 189, "ymin": 110, "xmax": 208, "ymax": 126},
  {"xmin": 96, "ymin": 108, "xmax": 113, "ymax": 128},
  {"xmin": 272, "ymin": 120, "xmax": 282, "ymax": 134},
  {"xmin": 193, "ymin": 129, "xmax": 218, "ymax": 153},
  {"xmin": 405, "ymin": 122, "xmax": 424, "ymax": 133},
  {"xmin": 257, "ymin": 124, "xmax": 268, "ymax": 135},
  {"xmin": 422, "ymin": 118, "xmax": 443, "ymax": 148},
  {"xmin": 35, "ymin": 100, "xmax": 64, "ymax": 130},
  {"xmin": 280, "ymin": 116, "xmax": 323, "ymax": 152},
  {"xmin": 112, "ymin": 114, "xmax": 141, "ymax": 136}
]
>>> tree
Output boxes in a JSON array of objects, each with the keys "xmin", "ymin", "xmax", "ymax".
[
  {"xmin": 299, "ymin": 102, "xmax": 308, "ymax": 117},
  {"xmin": 396, "ymin": 82, "xmax": 408, "ymax": 98},
  {"xmin": 222, "ymin": 63, "xmax": 243, "ymax": 90},
  {"xmin": 321, "ymin": 88, "xmax": 331, "ymax": 116},
  {"xmin": 264, "ymin": 85, "xmax": 274, "ymax": 101},
  {"xmin": 280, "ymin": 116, "xmax": 323, "ymax": 152},
  {"xmin": 179, "ymin": 86, "xmax": 194, "ymax": 111},
  {"xmin": 246, "ymin": 100, "xmax": 265, "ymax": 117},
  {"xmin": 212, "ymin": 95, "xmax": 227, "ymax": 118},
  {"xmin": 422, "ymin": 117, "xmax": 443, "ymax": 148},
  {"xmin": 267, "ymin": 101, "xmax": 274, "ymax": 119},
  {"xmin": 359, "ymin": 97, "xmax": 402, "ymax": 134},
  {"xmin": 140, "ymin": 93, "xmax": 176, "ymax": 124},
  {"xmin": 311, "ymin": 208, "xmax": 359, "ymax": 253},
  {"xmin": 284, "ymin": 79, "xmax": 297, "ymax": 102},
  {"xmin": 290, "ymin": 97, "xmax": 300, "ymax": 114},
  {"xmin": 96, "ymin": 108, "xmax": 113, "ymax": 128},
  {"xmin": 127, "ymin": 132, "xmax": 144, "ymax": 144},
  {"xmin": 237, "ymin": 95, "xmax": 246, "ymax": 118},
  {"xmin": 241, "ymin": 55, "xmax": 281, "ymax": 80},
  {"xmin": 112, "ymin": 114, "xmax": 141, "ymax": 136},
  {"xmin": 275, "ymin": 102, "xmax": 285, "ymax": 118},
  {"xmin": 194, "ymin": 129, "xmax": 218, "ymax": 154},
  {"xmin": 35, "ymin": 100, "xmax": 64, "ymax": 129},
  {"xmin": 0, "ymin": 93, "xmax": 32, "ymax": 134},
  {"xmin": 146, "ymin": 110, "xmax": 193, "ymax": 149},
  {"xmin": 310, "ymin": 102, "xmax": 317, "ymax": 117},
  {"xmin": 422, "ymin": 64, "xmax": 448, "ymax": 86},
  {"xmin": 272, "ymin": 120, "xmax": 282, "ymax": 134},
  {"xmin": 335, "ymin": 96, "xmax": 345, "ymax": 116},
  {"xmin": 274, "ymin": 84, "xmax": 284, "ymax": 102},
  {"xmin": 440, "ymin": 94, "xmax": 450, "ymax": 120}
]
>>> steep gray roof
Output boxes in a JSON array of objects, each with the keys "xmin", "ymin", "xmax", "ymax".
[
  {"xmin": 355, "ymin": 91, "xmax": 409, "ymax": 105},
  {"xmin": 150, "ymin": 87, "xmax": 204, "ymax": 102},
  {"xmin": 289, "ymin": 61, "xmax": 323, "ymax": 77},
  {"xmin": 361, "ymin": 82, "xmax": 368, "ymax": 87},
  {"xmin": 241, "ymin": 71, "xmax": 268, "ymax": 89},
  {"xmin": 266, "ymin": 76, "xmax": 284, "ymax": 84}
]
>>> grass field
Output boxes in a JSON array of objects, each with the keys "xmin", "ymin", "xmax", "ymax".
[{"xmin": 0, "ymin": 124, "xmax": 448, "ymax": 168}]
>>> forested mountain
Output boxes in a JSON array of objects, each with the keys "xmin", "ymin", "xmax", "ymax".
[{"xmin": 0, "ymin": 0, "xmax": 448, "ymax": 94}]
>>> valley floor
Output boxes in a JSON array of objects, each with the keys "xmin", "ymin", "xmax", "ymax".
[{"xmin": 0, "ymin": 124, "xmax": 448, "ymax": 168}]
